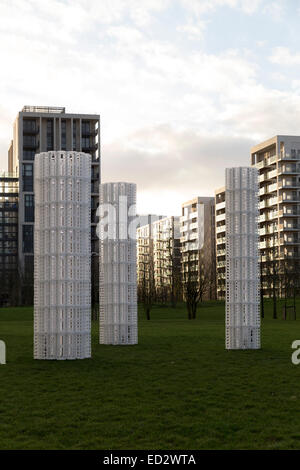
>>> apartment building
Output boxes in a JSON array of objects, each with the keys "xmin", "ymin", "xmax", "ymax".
[
  {"xmin": 251, "ymin": 135, "xmax": 300, "ymax": 294},
  {"xmin": 180, "ymin": 197, "xmax": 216, "ymax": 299},
  {"xmin": 152, "ymin": 216, "xmax": 181, "ymax": 294},
  {"xmin": 8, "ymin": 106, "xmax": 100, "ymax": 277},
  {"xmin": 0, "ymin": 171, "xmax": 18, "ymax": 306},
  {"xmin": 215, "ymin": 187, "xmax": 226, "ymax": 299},
  {"xmin": 136, "ymin": 215, "xmax": 166, "ymax": 288}
]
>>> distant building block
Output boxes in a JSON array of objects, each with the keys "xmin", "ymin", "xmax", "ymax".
[
  {"xmin": 34, "ymin": 151, "xmax": 91, "ymax": 360},
  {"xmin": 99, "ymin": 182, "xmax": 138, "ymax": 345},
  {"xmin": 225, "ymin": 167, "xmax": 260, "ymax": 350}
]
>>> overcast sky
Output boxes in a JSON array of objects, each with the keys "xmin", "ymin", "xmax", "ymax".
[{"xmin": 1, "ymin": 0, "xmax": 300, "ymax": 215}]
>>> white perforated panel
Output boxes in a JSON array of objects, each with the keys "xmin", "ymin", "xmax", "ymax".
[
  {"xmin": 34, "ymin": 151, "xmax": 91, "ymax": 360},
  {"xmin": 99, "ymin": 182, "xmax": 138, "ymax": 345},
  {"xmin": 225, "ymin": 167, "xmax": 261, "ymax": 350}
]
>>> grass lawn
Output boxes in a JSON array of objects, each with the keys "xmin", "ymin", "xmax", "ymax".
[{"xmin": 1, "ymin": 300, "xmax": 300, "ymax": 450}]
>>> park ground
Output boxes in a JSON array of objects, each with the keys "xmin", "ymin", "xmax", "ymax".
[{"xmin": 1, "ymin": 300, "xmax": 300, "ymax": 450}]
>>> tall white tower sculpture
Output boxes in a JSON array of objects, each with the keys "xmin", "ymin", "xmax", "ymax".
[
  {"xmin": 99, "ymin": 182, "xmax": 138, "ymax": 345},
  {"xmin": 225, "ymin": 167, "xmax": 260, "ymax": 350},
  {"xmin": 34, "ymin": 151, "xmax": 91, "ymax": 360}
]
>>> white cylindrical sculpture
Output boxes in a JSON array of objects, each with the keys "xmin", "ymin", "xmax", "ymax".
[
  {"xmin": 99, "ymin": 182, "xmax": 138, "ymax": 345},
  {"xmin": 225, "ymin": 167, "xmax": 260, "ymax": 350},
  {"xmin": 34, "ymin": 151, "xmax": 91, "ymax": 360}
]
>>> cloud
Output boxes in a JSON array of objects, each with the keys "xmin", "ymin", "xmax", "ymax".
[
  {"xmin": 0, "ymin": 0, "xmax": 299, "ymax": 214},
  {"xmin": 176, "ymin": 20, "xmax": 207, "ymax": 40},
  {"xmin": 269, "ymin": 47, "xmax": 300, "ymax": 66},
  {"xmin": 102, "ymin": 125, "xmax": 255, "ymax": 214},
  {"xmin": 178, "ymin": 0, "xmax": 263, "ymax": 16}
]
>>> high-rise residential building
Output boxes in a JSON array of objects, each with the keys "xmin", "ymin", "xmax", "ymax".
[
  {"xmin": 152, "ymin": 216, "xmax": 181, "ymax": 295},
  {"xmin": 251, "ymin": 136, "xmax": 300, "ymax": 295},
  {"xmin": 180, "ymin": 197, "xmax": 216, "ymax": 299},
  {"xmin": 215, "ymin": 187, "xmax": 226, "ymax": 300},
  {"xmin": 136, "ymin": 215, "xmax": 166, "ymax": 288},
  {"xmin": 8, "ymin": 105, "xmax": 100, "ymax": 289},
  {"xmin": 137, "ymin": 223, "xmax": 152, "ymax": 289},
  {"xmin": 0, "ymin": 170, "xmax": 18, "ymax": 306}
]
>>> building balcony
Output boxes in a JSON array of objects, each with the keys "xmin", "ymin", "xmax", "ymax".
[
  {"xmin": 216, "ymin": 225, "xmax": 226, "ymax": 234},
  {"xmin": 260, "ymin": 198, "xmax": 278, "ymax": 209},
  {"xmin": 217, "ymin": 261, "xmax": 226, "ymax": 268},
  {"xmin": 279, "ymin": 238, "xmax": 300, "ymax": 245},
  {"xmin": 189, "ymin": 222, "xmax": 198, "ymax": 230},
  {"xmin": 256, "ymin": 155, "xmax": 277, "ymax": 169},
  {"xmin": 278, "ymin": 152, "xmax": 300, "ymax": 162},
  {"xmin": 0, "ymin": 202, "xmax": 18, "ymax": 211},
  {"xmin": 82, "ymin": 143, "xmax": 98, "ymax": 153},
  {"xmin": 217, "ymin": 249, "xmax": 226, "ymax": 256},
  {"xmin": 216, "ymin": 213, "xmax": 225, "ymax": 222},
  {"xmin": 81, "ymin": 128, "xmax": 98, "ymax": 137},
  {"xmin": 260, "ymin": 226, "xmax": 276, "ymax": 236},
  {"xmin": 216, "ymin": 201, "xmax": 225, "ymax": 210},
  {"xmin": 278, "ymin": 251, "xmax": 300, "ymax": 259},
  {"xmin": 279, "ymin": 223, "xmax": 300, "ymax": 231},
  {"xmin": 279, "ymin": 208, "xmax": 300, "ymax": 217},
  {"xmin": 279, "ymin": 195, "xmax": 300, "ymax": 203},
  {"xmin": 278, "ymin": 169, "xmax": 300, "ymax": 176},
  {"xmin": 260, "ymin": 240, "xmax": 278, "ymax": 249},
  {"xmin": 260, "ymin": 212, "xmax": 278, "ymax": 222},
  {"xmin": 278, "ymin": 181, "xmax": 300, "ymax": 189}
]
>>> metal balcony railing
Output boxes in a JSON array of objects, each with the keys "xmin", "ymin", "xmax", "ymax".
[{"xmin": 22, "ymin": 106, "xmax": 65, "ymax": 113}]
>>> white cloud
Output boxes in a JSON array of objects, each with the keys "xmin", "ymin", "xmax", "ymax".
[
  {"xmin": 263, "ymin": 0, "xmax": 286, "ymax": 21},
  {"xmin": 178, "ymin": 0, "xmax": 263, "ymax": 16},
  {"xmin": 0, "ymin": 0, "xmax": 299, "ymax": 213},
  {"xmin": 102, "ymin": 126, "xmax": 255, "ymax": 214},
  {"xmin": 176, "ymin": 20, "xmax": 207, "ymax": 40},
  {"xmin": 270, "ymin": 47, "xmax": 300, "ymax": 66}
]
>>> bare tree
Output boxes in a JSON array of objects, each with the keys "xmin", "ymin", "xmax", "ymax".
[
  {"xmin": 165, "ymin": 232, "xmax": 182, "ymax": 308},
  {"xmin": 138, "ymin": 253, "xmax": 156, "ymax": 320},
  {"xmin": 281, "ymin": 257, "xmax": 298, "ymax": 320},
  {"xmin": 264, "ymin": 249, "xmax": 279, "ymax": 319},
  {"xmin": 183, "ymin": 249, "xmax": 209, "ymax": 320}
]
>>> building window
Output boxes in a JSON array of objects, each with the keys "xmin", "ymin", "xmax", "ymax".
[
  {"xmin": 73, "ymin": 121, "xmax": 77, "ymax": 150},
  {"xmin": 23, "ymin": 225, "xmax": 33, "ymax": 253},
  {"xmin": 22, "ymin": 164, "xmax": 33, "ymax": 191},
  {"xmin": 61, "ymin": 120, "xmax": 66, "ymax": 150},
  {"xmin": 23, "ymin": 135, "xmax": 37, "ymax": 148},
  {"xmin": 23, "ymin": 150, "xmax": 36, "ymax": 160},
  {"xmin": 24, "ymin": 194, "xmax": 34, "ymax": 222},
  {"xmin": 82, "ymin": 121, "xmax": 90, "ymax": 134},
  {"xmin": 81, "ymin": 137, "xmax": 91, "ymax": 149},
  {"xmin": 47, "ymin": 119, "xmax": 54, "ymax": 151},
  {"xmin": 24, "ymin": 255, "xmax": 34, "ymax": 275},
  {"xmin": 23, "ymin": 120, "xmax": 37, "ymax": 133}
]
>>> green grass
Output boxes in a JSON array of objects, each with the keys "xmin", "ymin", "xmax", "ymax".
[{"xmin": 1, "ymin": 300, "xmax": 300, "ymax": 450}]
